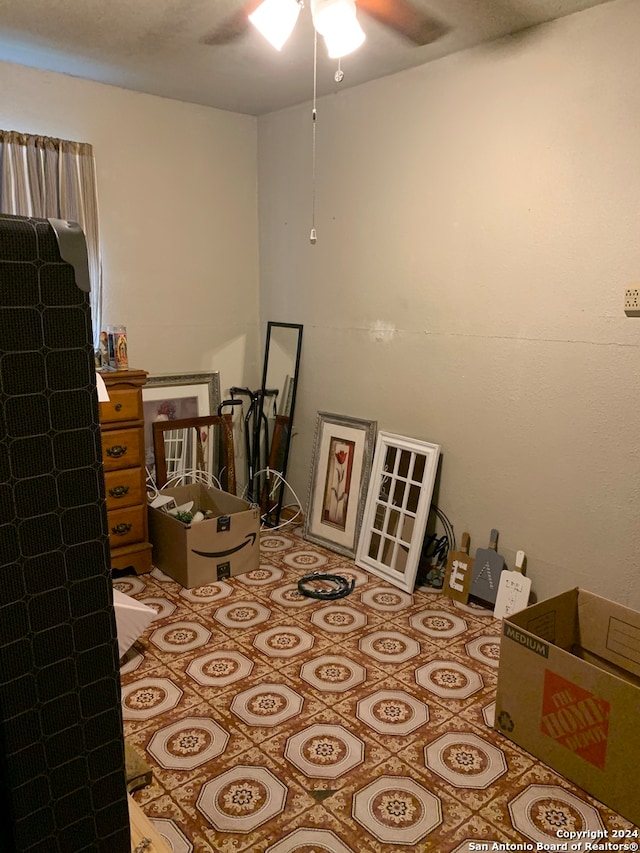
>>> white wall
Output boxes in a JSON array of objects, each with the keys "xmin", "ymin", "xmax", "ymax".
[
  {"xmin": 0, "ymin": 60, "xmax": 261, "ymax": 396},
  {"xmin": 258, "ymin": 0, "xmax": 640, "ymax": 608}
]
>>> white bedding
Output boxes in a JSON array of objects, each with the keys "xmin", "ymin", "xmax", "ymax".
[{"xmin": 112, "ymin": 589, "xmax": 155, "ymax": 658}]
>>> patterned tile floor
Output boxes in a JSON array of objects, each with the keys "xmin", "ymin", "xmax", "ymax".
[{"xmin": 116, "ymin": 529, "xmax": 637, "ymax": 852}]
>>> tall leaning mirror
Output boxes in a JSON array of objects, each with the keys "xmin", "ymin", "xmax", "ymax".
[{"xmin": 259, "ymin": 322, "xmax": 303, "ymax": 527}]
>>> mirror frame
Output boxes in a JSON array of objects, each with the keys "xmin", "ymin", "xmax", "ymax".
[
  {"xmin": 355, "ymin": 431, "xmax": 441, "ymax": 592},
  {"xmin": 259, "ymin": 321, "xmax": 303, "ymax": 527}
]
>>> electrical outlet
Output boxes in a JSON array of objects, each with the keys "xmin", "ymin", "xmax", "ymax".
[{"xmin": 624, "ymin": 287, "xmax": 640, "ymax": 317}]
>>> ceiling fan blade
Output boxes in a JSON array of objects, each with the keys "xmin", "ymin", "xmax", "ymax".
[
  {"xmin": 357, "ymin": 0, "xmax": 448, "ymax": 45},
  {"xmin": 202, "ymin": 0, "xmax": 262, "ymax": 45}
]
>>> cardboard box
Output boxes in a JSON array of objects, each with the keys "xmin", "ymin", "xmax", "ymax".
[
  {"xmin": 494, "ymin": 588, "xmax": 640, "ymax": 825},
  {"xmin": 148, "ymin": 484, "xmax": 260, "ymax": 588}
]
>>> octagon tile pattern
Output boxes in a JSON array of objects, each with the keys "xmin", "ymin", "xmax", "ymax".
[
  {"xmin": 196, "ymin": 766, "xmax": 287, "ymax": 832},
  {"xmin": 359, "ymin": 629, "xmax": 421, "ymax": 663},
  {"xmin": 357, "ymin": 689, "xmax": 429, "ymax": 735},
  {"xmin": 179, "ymin": 581, "xmax": 233, "ymax": 603},
  {"xmin": 300, "ymin": 654, "xmax": 367, "ymax": 692},
  {"xmin": 269, "ymin": 582, "xmax": 315, "ymax": 608},
  {"xmin": 213, "ymin": 600, "xmax": 271, "ymax": 629},
  {"xmin": 148, "ymin": 716, "xmax": 229, "ymax": 769},
  {"xmin": 266, "ymin": 827, "xmax": 354, "ymax": 853},
  {"xmin": 186, "ymin": 650, "xmax": 254, "ymax": 686},
  {"xmin": 360, "ymin": 586, "xmax": 414, "ymax": 612},
  {"xmin": 121, "ymin": 676, "xmax": 182, "ymax": 720},
  {"xmin": 466, "ymin": 634, "xmax": 502, "ymax": 669},
  {"xmin": 253, "ymin": 624, "xmax": 315, "ymax": 658},
  {"xmin": 352, "ymin": 776, "xmax": 443, "ymax": 843},
  {"xmin": 509, "ymin": 785, "xmax": 606, "ymax": 844},
  {"xmin": 113, "ymin": 575, "xmax": 146, "ymax": 596},
  {"xmin": 236, "ymin": 565, "xmax": 284, "ymax": 586},
  {"xmin": 284, "ymin": 723, "xmax": 365, "ymax": 778},
  {"xmin": 230, "ymin": 683, "xmax": 304, "ymax": 726},
  {"xmin": 281, "ymin": 549, "xmax": 331, "ymax": 571},
  {"xmin": 150, "ymin": 620, "xmax": 211, "ymax": 653},
  {"xmin": 425, "ymin": 731, "xmax": 508, "ymax": 788},
  {"xmin": 121, "ymin": 530, "xmax": 635, "ymax": 852},
  {"xmin": 310, "ymin": 604, "xmax": 368, "ymax": 633},
  {"xmin": 138, "ymin": 596, "xmax": 176, "ymax": 620},
  {"xmin": 415, "ymin": 658, "xmax": 485, "ymax": 699},
  {"xmin": 149, "ymin": 818, "xmax": 194, "ymax": 853},
  {"xmin": 409, "ymin": 609, "xmax": 468, "ymax": 639}
]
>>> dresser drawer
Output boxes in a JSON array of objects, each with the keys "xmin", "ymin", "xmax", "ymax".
[
  {"xmin": 99, "ymin": 386, "xmax": 143, "ymax": 425},
  {"xmin": 101, "ymin": 427, "xmax": 143, "ymax": 471},
  {"xmin": 99, "ymin": 368, "xmax": 151, "ymax": 575},
  {"xmin": 105, "ymin": 467, "xmax": 144, "ymax": 510},
  {"xmin": 107, "ymin": 505, "xmax": 146, "ymax": 549}
]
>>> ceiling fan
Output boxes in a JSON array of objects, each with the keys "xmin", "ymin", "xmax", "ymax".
[
  {"xmin": 204, "ymin": 0, "xmax": 447, "ymax": 246},
  {"xmin": 204, "ymin": 0, "xmax": 448, "ymax": 57}
]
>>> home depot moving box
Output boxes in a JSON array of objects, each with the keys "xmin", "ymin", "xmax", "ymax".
[
  {"xmin": 148, "ymin": 484, "xmax": 260, "ymax": 588},
  {"xmin": 495, "ymin": 588, "xmax": 640, "ymax": 826}
]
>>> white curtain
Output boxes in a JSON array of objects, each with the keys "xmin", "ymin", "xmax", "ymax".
[{"xmin": 0, "ymin": 129, "xmax": 103, "ymax": 345}]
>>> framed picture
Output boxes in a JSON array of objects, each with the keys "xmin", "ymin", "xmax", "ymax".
[
  {"xmin": 142, "ymin": 372, "xmax": 221, "ymax": 473},
  {"xmin": 355, "ymin": 431, "xmax": 441, "ymax": 592},
  {"xmin": 303, "ymin": 412, "xmax": 377, "ymax": 558}
]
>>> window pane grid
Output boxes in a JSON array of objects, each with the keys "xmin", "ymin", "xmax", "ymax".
[{"xmin": 356, "ymin": 432, "xmax": 441, "ymax": 592}]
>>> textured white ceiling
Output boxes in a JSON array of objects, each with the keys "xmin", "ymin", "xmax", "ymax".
[{"xmin": 0, "ymin": 0, "xmax": 614, "ymax": 115}]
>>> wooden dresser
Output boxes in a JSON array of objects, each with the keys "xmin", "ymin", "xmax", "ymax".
[{"xmin": 99, "ymin": 368, "xmax": 153, "ymax": 575}]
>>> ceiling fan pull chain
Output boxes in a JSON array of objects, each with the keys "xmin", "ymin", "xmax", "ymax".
[
  {"xmin": 335, "ymin": 58, "xmax": 344, "ymax": 83},
  {"xmin": 310, "ymin": 28, "xmax": 318, "ymax": 244}
]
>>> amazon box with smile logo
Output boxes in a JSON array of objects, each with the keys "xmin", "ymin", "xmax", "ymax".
[
  {"xmin": 148, "ymin": 483, "xmax": 260, "ymax": 587},
  {"xmin": 494, "ymin": 588, "xmax": 640, "ymax": 825}
]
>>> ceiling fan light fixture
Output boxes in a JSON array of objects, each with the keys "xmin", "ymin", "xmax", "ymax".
[
  {"xmin": 322, "ymin": 18, "xmax": 365, "ymax": 58},
  {"xmin": 249, "ymin": 0, "xmax": 301, "ymax": 50},
  {"xmin": 311, "ymin": 0, "xmax": 366, "ymax": 58}
]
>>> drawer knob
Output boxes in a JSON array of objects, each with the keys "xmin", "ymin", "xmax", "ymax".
[
  {"xmin": 111, "ymin": 522, "xmax": 132, "ymax": 536},
  {"xmin": 109, "ymin": 485, "xmax": 130, "ymax": 499},
  {"xmin": 106, "ymin": 444, "xmax": 127, "ymax": 458},
  {"xmin": 115, "ymin": 402, "xmax": 123, "ymax": 412}
]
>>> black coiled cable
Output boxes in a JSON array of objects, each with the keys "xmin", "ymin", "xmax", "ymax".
[{"xmin": 297, "ymin": 572, "xmax": 355, "ymax": 600}]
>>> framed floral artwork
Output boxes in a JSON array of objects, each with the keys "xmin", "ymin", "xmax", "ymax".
[
  {"xmin": 303, "ymin": 412, "xmax": 377, "ymax": 558},
  {"xmin": 142, "ymin": 372, "xmax": 221, "ymax": 474}
]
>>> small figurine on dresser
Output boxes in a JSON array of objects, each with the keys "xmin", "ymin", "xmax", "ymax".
[
  {"xmin": 99, "ymin": 330, "xmax": 109, "ymax": 366},
  {"xmin": 106, "ymin": 324, "xmax": 128, "ymax": 370}
]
